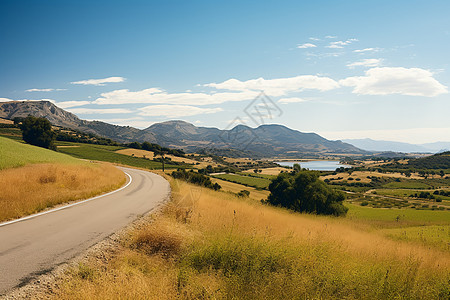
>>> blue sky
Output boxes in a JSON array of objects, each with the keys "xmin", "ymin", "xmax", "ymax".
[{"xmin": 1, "ymin": 0, "xmax": 449, "ymax": 143}]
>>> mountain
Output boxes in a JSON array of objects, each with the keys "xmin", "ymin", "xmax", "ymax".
[
  {"xmin": 0, "ymin": 101, "xmax": 157, "ymax": 143},
  {"xmin": 343, "ymin": 138, "xmax": 430, "ymax": 153},
  {"xmin": 344, "ymin": 138, "xmax": 450, "ymax": 153},
  {"xmin": 0, "ymin": 100, "xmax": 365, "ymax": 157}
]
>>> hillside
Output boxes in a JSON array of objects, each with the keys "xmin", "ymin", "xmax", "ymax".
[
  {"xmin": 0, "ymin": 101, "xmax": 365, "ymax": 157},
  {"xmin": 407, "ymin": 151, "xmax": 450, "ymax": 169},
  {"xmin": 0, "ymin": 136, "xmax": 78, "ymax": 169}
]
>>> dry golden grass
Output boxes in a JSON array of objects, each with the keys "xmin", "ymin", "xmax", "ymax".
[
  {"xmin": 53, "ymin": 178, "xmax": 450, "ymax": 299},
  {"xmin": 0, "ymin": 118, "xmax": 13, "ymax": 124},
  {"xmin": 211, "ymin": 177, "xmax": 269, "ymax": 201},
  {"xmin": 0, "ymin": 163, "xmax": 125, "ymax": 222},
  {"xmin": 243, "ymin": 166, "xmax": 286, "ymax": 175}
]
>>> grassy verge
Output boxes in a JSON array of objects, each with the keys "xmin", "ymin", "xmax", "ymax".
[
  {"xmin": 0, "ymin": 137, "xmax": 126, "ymax": 222},
  {"xmin": 52, "ymin": 179, "xmax": 450, "ymax": 299}
]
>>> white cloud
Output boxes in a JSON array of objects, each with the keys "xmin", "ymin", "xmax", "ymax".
[
  {"xmin": 71, "ymin": 76, "xmax": 125, "ymax": 86},
  {"xmin": 138, "ymin": 105, "xmax": 222, "ymax": 118},
  {"xmin": 353, "ymin": 47, "xmax": 381, "ymax": 53},
  {"xmin": 326, "ymin": 39, "xmax": 358, "ymax": 49},
  {"xmin": 309, "ymin": 37, "xmax": 321, "ymax": 41},
  {"xmin": 347, "ymin": 58, "xmax": 383, "ymax": 68},
  {"xmin": 0, "ymin": 98, "xmax": 56, "ymax": 103},
  {"xmin": 204, "ymin": 75, "xmax": 340, "ymax": 96},
  {"xmin": 319, "ymin": 128, "xmax": 450, "ymax": 144},
  {"xmin": 297, "ymin": 43, "xmax": 317, "ymax": 49},
  {"xmin": 340, "ymin": 67, "xmax": 448, "ymax": 97},
  {"xmin": 278, "ymin": 97, "xmax": 308, "ymax": 104},
  {"xmin": 94, "ymin": 88, "xmax": 259, "ymax": 106},
  {"xmin": 26, "ymin": 88, "xmax": 66, "ymax": 92},
  {"xmin": 325, "ymin": 35, "xmax": 337, "ymax": 39},
  {"xmin": 67, "ymin": 108, "xmax": 133, "ymax": 114},
  {"xmin": 55, "ymin": 101, "xmax": 91, "ymax": 109}
]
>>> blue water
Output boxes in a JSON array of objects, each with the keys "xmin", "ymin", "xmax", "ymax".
[{"xmin": 275, "ymin": 160, "xmax": 351, "ymax": 171}]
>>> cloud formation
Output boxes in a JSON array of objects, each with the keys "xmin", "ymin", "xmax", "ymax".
[
  {"xmin": 347, "ymin": 58, "xmax": 383, "ymax": 68},
  {"xmin": 340, "ymin": 67, "xmax": 448, "ymax": 97},
  {"xmin": 71, "ymin": 76, "xmax": 125, "ymax": 86},
  {"xmin": 326, "ymin": 39, "xmax": 358, "ymax": 49},
  {"xmin": 94, "ymin": 88, "xmax": 260, "ymax": 105},
  {"xmin": 278, "ymin": 97, "xmax": 308, "ymax": 104},
  {"xmin": 204, "ymin": 75, "xmax": 340, "ymax": 96},
  {"xmin": 26, "ymin": 88, "xmax": 66, "ymax": 92},
  {"xmin": 138, "ymin": 105, "xmax": 222, "ymax": 118},
  {"xmin": 67, "ymin": 107, "xmax": 133, "ymax": 114},
  {"xmin": 353, "ymin": 47, "xmax": 381, "ymax": 53},
  {"xmin": 55, "ymin": 101, "xmax": 91, "ymax": 108},
  {"xmin": 297, "ymin": 43, "xmax": 317, "ymax": 49}
]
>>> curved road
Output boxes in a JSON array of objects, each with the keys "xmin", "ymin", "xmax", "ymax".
[{"xmin": 0, "ymin": 167, "xmax": 170, "ymax": 295}]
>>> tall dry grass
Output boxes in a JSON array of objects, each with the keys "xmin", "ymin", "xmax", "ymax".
[
  {"xmin": 52, "ymin": 178, "xmax": 450, "ymax": 299},
  {"xmin": 0, "ymin": 163, "xmax": 125, "ymax": 222}
]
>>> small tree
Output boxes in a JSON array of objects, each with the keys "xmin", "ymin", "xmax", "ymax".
[
  {"xmin": 19, "ymin": 115, "xmax": 55, "ymax": 149},
  {"xmin": 265, "ymin": 170, "xmax": 348, "ymax": 216}
]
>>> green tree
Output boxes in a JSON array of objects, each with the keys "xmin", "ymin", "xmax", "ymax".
[
  {"xmin": 19, "ymin": 115, "xmax": 56, "ymax": 150},
  {"xmin": 265, "ymin": 171, "xmax": 348, "ymax": 216}
]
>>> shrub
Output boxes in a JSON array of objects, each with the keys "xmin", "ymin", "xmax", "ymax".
[{"xmin": 265, "ymin": 171, "xmax": 348, "ymax": 216}]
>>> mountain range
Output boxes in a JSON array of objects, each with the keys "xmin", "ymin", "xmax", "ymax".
[
  {"xmin": 0, "ymin": 100, "xmax": 366, "ymax": 157},
  {"xmin": 343, "ymin": 138, "xmax": 450, "ymax": 154}
]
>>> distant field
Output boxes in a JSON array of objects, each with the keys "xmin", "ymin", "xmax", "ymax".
[
  {"xmin": 213, "ymin": 173, "xmax": 271, "ymax": 189},
  {"xmin": 383, "ymin": 181, "xmax": 432, "ymax": 189},
  {"xmin": 0, "ymin": 136, "xmax": 78, "ymax": 169},
  {"xmin": 57, "ymin": 143, "xmax": 183, "ymax": 170},
  {"xmin": 346, "ymin": 203, "xmax": 450, "ymax": 224}
]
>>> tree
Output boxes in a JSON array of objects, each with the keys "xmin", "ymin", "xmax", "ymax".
[
  {"xmin": 293, "ymin": 163, "xmax": 301, "ymax": 174},
  {"xmin": 128, "ymin": 141, "xmax": 142, "ymax": 149},
  {"xmin": 19, "ymin": 115, "xmax": 55, "ymax": 150},
  {"xmin": 265, "ymin": 170, "xmax": 348, "ymax": 216}
]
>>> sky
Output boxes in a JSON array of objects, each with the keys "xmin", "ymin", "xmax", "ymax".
[{"xmin": 1, "ymin": 0, "xmax": 449, "ymax": 144}]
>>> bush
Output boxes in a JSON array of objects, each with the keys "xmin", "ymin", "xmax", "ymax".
[
  {"xmin": 19, "ymin": 115, "xmax": 56, "ymax": 149},
  {"xmin": 171, "ymin": 169, "xmax": 221, "ymax": 190},
  {"xmin": 265, "ymin": 171, "xmax": 348, "ymax": 216},
  {"xmin": 237, "ymin": 190, "xmax": 250, "ymax": 197}
]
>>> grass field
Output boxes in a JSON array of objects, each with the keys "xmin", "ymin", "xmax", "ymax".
[
  {"xmin": 52, "ymin": 178, "xmax": 450, "ymax": 299},
  {"xmin": 0, "ymin": 136, "xmax": 79, "ymax": 169},
  {"xmin": 213, "ymin": 173, "xmax": 271, "ymax": 189},
  {"xmin": 0, "ymin": 138, "xmax": 126, "ymax": 222},
  {"xmin": 56, "ymin": 143, "xmax": 183, "ymax": 170}
]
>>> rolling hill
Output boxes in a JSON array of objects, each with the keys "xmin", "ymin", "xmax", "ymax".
[{"xmin": 0, "ymin": 100, "xmax": 366, "ymax": 157}]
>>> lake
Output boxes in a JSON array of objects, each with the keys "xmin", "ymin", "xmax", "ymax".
[{"xmin": 275, "ymin": 160, "xmax": 351, "ymax": 171}]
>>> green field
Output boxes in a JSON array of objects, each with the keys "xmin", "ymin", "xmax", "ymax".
[
  {"xmin": 213, "ymin": 173, "xmax": 271, "ymax": 189},
  {"xmin": 57, "ymin": 143, "xmax": 183, "ymax": 170},
  {"xmin": 380, "ymin": 225, "xmax": 450, "ymax": 250},
  {"xmin": 383, "ymin": 181, "xmax": 432, "ymax": 189},
  {"xmin": 0, "ymin": 136, "xmax": 80, "ymax": 169},
  {"xmin": 347, "ymin": 203, "xmax": 450, "ymax": 224}
]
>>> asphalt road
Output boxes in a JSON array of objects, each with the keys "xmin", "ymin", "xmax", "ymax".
[{"xmin": 0, "ymin": 167, "xmax": 170, "ymax": 295}]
